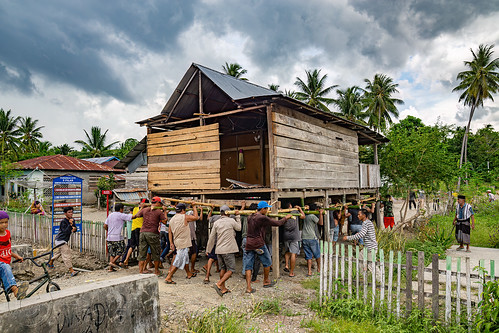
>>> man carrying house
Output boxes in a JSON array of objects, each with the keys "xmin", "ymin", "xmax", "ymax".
[
  {"xmin": 453, "ymin": 195, "xmax": 475, "ymax": 252},
  {"xmin": 206, "ymin": 205, "xmax": 241, "ymax": 296},
  {"xmin": 302, "ymin": 204, "xmax": 324, "ymax": 277},
  {"xmin": 164, "ymin": 203, "xmax": 199, "ymax": 284},
  {"xmin": 134, "ymin": 196, "xmax": 168, "ymax": 275},
  {"xmin": 380, "ymin": 195, "xmax": 395, "ymax": 230},
  {"xmin": 244, "ymin": 201, "xmax": 292, "ymax": 293},
  {"xmin": 104, "ymin": 203, "xmax": 132, "ymax": 272},
  {"xmin": 121, "ymin": 198, "xmax": 149, "ymax": 268},
  {"xmin": 283, "ymin": 204, "xmax": 304, "ymax": 278}
]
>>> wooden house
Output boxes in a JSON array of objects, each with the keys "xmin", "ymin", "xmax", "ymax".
[{"xmin": 137, "ymin": 63, "xmax": 387, "ymax": 205}]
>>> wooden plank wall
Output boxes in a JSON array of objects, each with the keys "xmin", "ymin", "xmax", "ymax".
[
  {"xmin": 147, "ymin": 123, "xmax": 221, "ymax": 192},
  {"xmin": 359, "ymin": 163, "xmax": 381, "ymax": 188},
  {"xmin": 271, "ymin": 104, "xmax": 359, "ymax": 189}
]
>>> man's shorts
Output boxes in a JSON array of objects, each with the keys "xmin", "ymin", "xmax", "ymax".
[
  {"xmin": 107, "ymin": 240, "xmax": 125, "ymax": 257},
  {"xmin": 172, "ymin": 247, "xmax": 190, "ymax": 270},
  {"xmin": 207, "ymin": 246, "xmax": 218, "ymax": 260},
  {"xmin": 329, "ymin": 226, "xmax": 339, "ymax": 242},
  {"xmin": 384, "ymin": 217, "xmax": 395, "ymax": 229},
  {"xmin": 244, "ymin": 245, "xmax": 272, "ymax": 271},
  {"xmin": 217, "ymin": 253, "xmax": 236, "ymax": 272},
  {"xmin": 302, "ymin": 239, "xmax": 320, "ymax": 260},
  {"xmin": 130, "ymin": 228, "xmax": 140, "ymax": 248},
  {"xmin": 349, "ymin": 224, "xmax": 364, "ymax": 245},
  {"xmin": 284, "ymin": 240, "xmax": 300, "ymax": 254},
  {"xmin": 189, "ymin": 239, "xmax": 198, "ymax": 257},
  {"xmin": 138, "ymin": 232, "xmax": 161, "ymax": 261}
]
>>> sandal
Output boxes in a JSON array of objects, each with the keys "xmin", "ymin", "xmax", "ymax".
[
  {"xmin": 283, "ymin": 267, "xmax": 290, "ymax": 273},
  {"xmin": 222, "ymin": 290, "xmax": 231, "ymax": 295},
  {"xmin": 165, "ymin": 280, "xmax": 176, "ymax": 285},
  {"xmin": 203, "ymin": 279, "xmax": 210, "ymax": 284},
  {"xmin": 263, "ymin": 281, "xmax": 276, "ymax": 288},
  {"xmin": 47, "ymin": 263, "xmax": 54, "ymax": 269},
  {"xmin": 71, "ymin": 271, "xmax": 79, "ymax": 277},
  {"xmin": 213, "ymin": 284, "xmax": 223, "ymax": 297},
  {"xmin": 245, "ymin": 288, "xmax": 256, "ymax": 294},
  {"xmin": 16, "ymin": 281, "xmax": 29, "ymax": 300}
]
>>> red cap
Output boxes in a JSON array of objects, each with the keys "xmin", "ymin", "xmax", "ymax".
[{"xmin": 151, "ymin": 196, "xmax": 162, "ymax": 204}]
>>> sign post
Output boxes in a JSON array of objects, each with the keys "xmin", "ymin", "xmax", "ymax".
[
  {"xmin": 51, "ymin": 174, "xmax": 83, "ymax": 252},
  {"xmin": 102, "ymin": 190, "xmax": 113, "ymax": 217}
]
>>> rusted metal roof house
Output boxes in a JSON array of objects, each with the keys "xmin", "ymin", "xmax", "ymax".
[{"xmin": 137, "ymin": 63, "xmax": 386, "ymax": 205}]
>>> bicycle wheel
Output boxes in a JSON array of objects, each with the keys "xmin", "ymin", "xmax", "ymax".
[{"xmin": 46, "ymin": 281, "xmax": 61, "ymax": 293}]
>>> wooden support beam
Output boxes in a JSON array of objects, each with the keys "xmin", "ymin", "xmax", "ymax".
[
  {"xmin": 198, "ymin": 70, "xmax": 205, "ymax": 126},
  {"xmin": 145, "ymin": 105, "xmax": 265, "ymax": 127},
  {"xmin": 164, "ymin": 69, "xmax": 198, "ymax": 123}
]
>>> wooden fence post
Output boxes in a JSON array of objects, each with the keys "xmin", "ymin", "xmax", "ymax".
[
  {"xmin": 371, "ymin": 249, "xmax": 376, "ymax": 311},
  {"xmin": 328, "ymin": 242, "xmax": 333, "ymax": 298},
  {"xmin": 396, "ymin": 251, "xmax": 401, "ymax": 319},
  {"xmin": 348, "ymin": 245, "xmax": 353, "ymax": 295},
  {"xmin": 456, "ymin": 257, "xmax": 461, "ymax": 325},
  {"xmin": 466, "ymin": 257, "xmax": 471, "ymax": 326},
  {"xmin": 356, "ymin": 245, "xmax": 360, "ymax": 300},
  {"xmin": 406, "ymin": 251, "xmax": 413, "ymax": 316},
  {"xmin": 388, "ymin": 250, "xmax": 394, "ymax": 315},
  {"xmin": 335, "ymin": 244, "xmax": 339, "ymax": 298},
  {"xmin": 363, "ymin": 247, "xmax": 367, "ymax": 303},
  {"xmin": 445, "ymin": 256, "xmax": 452, "ymax": 323},
  {"xmin": 323, "ymin": 241, "xmax": 329, "ymax": 299},
  {"xmin": 320, "ymin": 241, "xmax": 324, "ymax": 305},
  {"xmin": 478, "ymin": 259, "xmax": 484, "ymax": 305},
  {"xmin": 341, "ymin": 244, "xmax": 345, "ymax": 286},
  {"xmin": 491, "ymin": 260, "xmax": 495, "ymax": 281},
  {"xmin": 418, "ymin": 251, "xmax": 424, "ymax": 312},
  {"xmin": 432, "ymin": 253, "xmax": 439, "ymax": 322},
  {"xmin": 380, "ymin": 249, "xmax": 385, "ymax": 308}
]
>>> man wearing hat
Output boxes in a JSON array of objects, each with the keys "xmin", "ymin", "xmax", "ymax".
[
  {"xmin": 487, "ymin": 190, "xmax": 495, "ymax": 202},
  {"xmin": 120, "ymin": 198, "xmax": 149, "ymax": 268},
  {"xmin": 453, "ymin": 195, "xmax": 475, "ymax": 252},
  {"xmin": 244, "ymin": 201, "xmax": 292, "ymax": 293},
  {"xmin": 133, "ymin": 196, "xmax": 167, "ymax": 275},
  {"xmin": 164, "ymin": 203, "xmax": 199, "ymax": 284},
  {"xmin": 206, "ymin": 205, "xmax": 241, "ymax": 296}
]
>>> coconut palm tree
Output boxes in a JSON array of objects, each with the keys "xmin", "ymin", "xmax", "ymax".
[
  {"xmin": 0, "ymin": 109, "xmax": 20, "ymax": 160},
  {"xmin": 18, "ymin": 116, "xmax": 44, "ymax": 152},
  {"xmin": 38, "ymin": 141, "xmax": 52, "ymax": 154},
  {"xmin": 452, "ymin": 44, "xmax": 499, "ymax": 189},
  {"xmin": 222, "ymin": 62, "xmax": 248, "ymax": 80},
  {"xmin": 332, "ymin": 86, "xmax": 367, "ymax": 123},
  {"xmin": 294, "ymin": 69, "xmax": 337, "ymax": 112},
  {"xmin": 284, "ymin": 89, "xmax": 297, "ymax": 99},
  {"xmin": 75, "ymin": 126, "xmax": 119, "ymax": 157},
  {"xmin": 363, "ymin": 74, "xmax": 403, "ymax": 132},
  {"xmin": 268, "ymin": 84, "xmax": 281, "ymax": 92},
  {"xmin": 54, "ymin": 144, "xmax": 73, "ymax": 155}
]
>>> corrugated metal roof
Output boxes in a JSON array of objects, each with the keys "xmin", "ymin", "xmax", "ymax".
[
  {"xmin": 16, "ymin": 155, "xmax": 117, "ymax": 172},
  {"xmin": 82, "ymin": 156, "xmax": 119, "ymax": 164},
  {"xmin": 113, "ymin": 188, "xmax": 148, "ymax": 202},
  {"xmin": 195, "ymin": 64, "xmax": 279, "ymax": 101}
]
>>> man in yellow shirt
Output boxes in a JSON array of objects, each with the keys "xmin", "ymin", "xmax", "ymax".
[{"xmin": 120, "ymin": 198, "xmax": 149, "ymax": 268}]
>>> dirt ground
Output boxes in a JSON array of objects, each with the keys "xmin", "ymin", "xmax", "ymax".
[{"xmin": 6, "ymin": 248, "xmax": 319, "ymax": 332}]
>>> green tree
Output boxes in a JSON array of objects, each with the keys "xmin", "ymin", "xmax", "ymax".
[
  {"xmin": 18, "ymin": 116, "xmax": 44, "ymax": 152},
  {"xmin": 38, "ymin": 141, "xmax": 52, "ymax": 154},
  {"xmin": 54, "ymin": 144, "xmax": 74, "ymax": 155},
  {"xmin": 268, "ymin": 84, "xmax": 281, "ymax": 92},
  {"xmin": 75, "ymin": 127, "xmax": 119, "ymax": 158},
  {"xmin": 115, "ymin": 138, "xmax": 139, "ymax": 159},
  {"xmin": 222, "ymin": 62, "xmax": 248, "ymax": 80},
  {"xmin": 363, "ymin": 74, "xmax": 404, "ymax": 133},
  {"xmin": 452, "ymin": 44, "xmax": 499, "ymax": 189},
  {"xmin": 284, "ymin": 89, "xmax": 297, "ymax": 99},
  {"xmin": 332, "ymin": 86, "xmax": 366, "ymax": 123},
  {"xmin": 0, "ymin": 109, "xmax": 20, "ymax": 160},
  {"xmin": 468, "ymin": 124, "xmax": 499, "ymax": 180},
  {"xmin": 294, "ymin": 69, "xmax": 337, "ymax": 112}
]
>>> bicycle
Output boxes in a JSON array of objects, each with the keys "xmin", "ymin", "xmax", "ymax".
[{"xmin": 1, "ymin": 244, "xmax": 63, "ymax": 302}]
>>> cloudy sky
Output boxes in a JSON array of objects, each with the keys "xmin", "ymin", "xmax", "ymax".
[{"xmin": 1, "ymin": 0, "xmax": 498, "ymax": 147}]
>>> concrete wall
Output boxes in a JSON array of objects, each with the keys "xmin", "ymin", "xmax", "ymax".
[
  {"xmin": 0, "ymin": 275, "xmax": 160, "ymax": 333},
  {"xmin": 11, "ymin": 244, "xmax": 33, "ymax": 277}
]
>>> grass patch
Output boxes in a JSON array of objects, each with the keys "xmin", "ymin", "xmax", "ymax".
[
  {"xmin": 301, "ymin": 316, "xmax": 380, "ymax": 332},
  {"xmin": 300, "ymin": 276, "xmax": 319, "ymax": 291},
  {"xmin": 185, "ymin": 305, "xmax": 247, "ymax": 333},
  {"xmin": 252, "ymin": 298, "xmax": 281, "ymax": 316}
]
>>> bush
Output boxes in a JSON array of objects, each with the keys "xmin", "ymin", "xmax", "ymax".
[
  {"xmin": 474, "ymin": 278, "xmax": 499, "ymax": 332},
  {"xmin": 252, "ymin": 298, "xmax": 281, "ymax": 316}
]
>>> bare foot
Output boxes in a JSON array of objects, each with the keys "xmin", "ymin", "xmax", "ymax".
[{"xmin": 251, "ymin": 279, "xmax": 260, "ymax": 283}]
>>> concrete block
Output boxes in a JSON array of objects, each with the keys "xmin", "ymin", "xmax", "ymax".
[
  {"xmin": 11, "ymin": 244, "xmax": 33, "ymax": 276},
  {"xmin": 0, "ymin": 275, "xmax": 160, "ymax": 333}
]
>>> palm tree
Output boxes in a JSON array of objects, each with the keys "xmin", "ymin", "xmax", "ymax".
[
  {"xmin": 75, "ymin": 126, "xmax": 119, "ymax": 157},
  {"xmin": 268, "ymin": 84, "xmax": 281, "ymax": 92},
  {"xmin": 284, "ymin": 89, "xmax": 297, "ymax": 99},
  {"xmin": 332, "ymin": 86, "xmax": 367, "ymax": 123},
  {"xmin": 363, "ymin": 74, "xmax": 403, "ymax": 132},
  {"xmin": 38, "ymin": 141, "xmax": 52, "ymax": 154},
  {"xmin": 222, "ymin": 62, "xmax": 248, "ymax": 80},
  {"xmin": 294, "ymin": 69, "xmax": 337, "ymax": 112},
  {"xmin": 0, "ymin": 109, "xmax": 20, "ymax": 160},
  {"xmin": 54, "ymin": 144, "xmax": 73, "ymax": 155},
  {"xmin": 452, "ymin": 44, "xmax": 499, "ymax": 189},
  {"xmin": 18, "ymin": 116, "xmax": 44, "ymax": 152}
]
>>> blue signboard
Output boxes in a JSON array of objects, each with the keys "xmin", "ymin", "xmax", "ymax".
[{"xmin": 51, "ymin": 174, "xmax": 83, "ymax": 251}]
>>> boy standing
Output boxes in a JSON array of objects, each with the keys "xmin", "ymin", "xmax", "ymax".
[
  {"xmin": 0, "ymin": 211, "xmax": 29, "ymax": 300},
  {"xmin": 48, "ymin": 206, "xmax": 79, "ymax": 276}
]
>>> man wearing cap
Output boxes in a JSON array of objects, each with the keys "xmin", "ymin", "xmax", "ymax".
[
  {"xmin": 164, "ymin": 203, "xmax": 199, "ymax": 284},
  {"xmin": 206, "ymin": 205, "xmax": 241, "ymax": 296},
  {"xmin": 487, "ymin": 190, "xmax": 495, "ymax": 202},
  {"xmin": 244, "ymin": 201, "xmax": 292, "ymax": 293},
  {"xmin": 453, "ymin": 195, "xmax": 475, "ymax": 252},
  {"xmin": 133, "ymin": 196, "xmax": 167, "ymax": 275}
]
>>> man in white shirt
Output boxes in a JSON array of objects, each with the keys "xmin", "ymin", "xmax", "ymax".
[{"xmin": 104, "ymin": 203, "xmax": 132, "ymax": 272}]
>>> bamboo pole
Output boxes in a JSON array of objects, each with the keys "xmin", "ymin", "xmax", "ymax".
[
  {"xmin": 445, "ymin": 256, "xmax": 452, "ymax": 323},
  {"xmin": 356, "ymin": 245, "xmax": 360, "ymax": 301},
  {"xmin": 388, "ymin": 250, "xmax": 394, "ymax": 315},
  {"xmin": 396, "ymin": 251, "xmax": 401, "ymax": 319},
  {"xmin": 456, "ymin": 257, "xmax": 461, "ymax": 325},
  {"xmin": 328, "ymin": 242, "xmax": 333, "ymax": 298},
  {"xmin": 320, "ymin": 241, "xmax": 324, "ymax": 305}
]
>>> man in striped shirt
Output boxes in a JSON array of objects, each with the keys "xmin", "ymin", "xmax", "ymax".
[{"xmin": 342, "ymin": 209, "xmax": 378, "ymax": 251}]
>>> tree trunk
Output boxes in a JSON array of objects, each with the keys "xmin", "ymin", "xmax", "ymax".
[
  {"xmin": 457, "ymin": 102, "xmax": 477, "ymax": 192},
  {"xmin": 373, "ymin": 144, "xmax": 378, "ymax": 164}
]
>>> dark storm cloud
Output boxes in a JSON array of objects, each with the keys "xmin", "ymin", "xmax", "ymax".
[
  {"xmin": 350, "ymin": 0, "xmax": 496, "ymax": 39},
  {"xmin": 0, "ymin": 0, "xmax": 197, "ymax": 101},
  {"xmin": 0, "ymin": 63, "xmax": 36, "ymax": 94}
]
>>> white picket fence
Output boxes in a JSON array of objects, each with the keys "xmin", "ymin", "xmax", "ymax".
[
  {"xmin": 5, "ymin": 211, "xmax": 108, "ymax": 261},
  {"xmin": 319, "ymin": 241, "xmax": 495, "ymax": 325}
]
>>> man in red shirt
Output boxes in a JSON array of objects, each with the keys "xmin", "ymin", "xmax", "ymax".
[
  {"xmin": 244, "ymin": 201, "xmax": 291, "ymax": 293},
  {"xmin": 133, "ymin": 197, "xmax": 168, "ymax": 275},
  {"xmin": 0, "ymin": 211, "xmax": 29, "ymax": 300}
]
